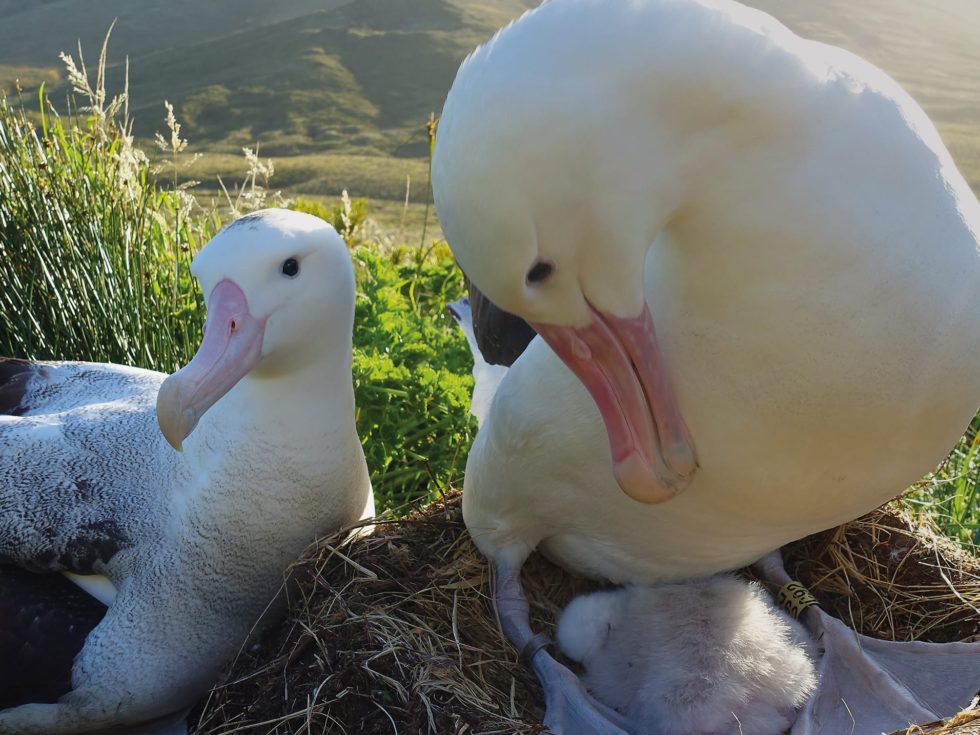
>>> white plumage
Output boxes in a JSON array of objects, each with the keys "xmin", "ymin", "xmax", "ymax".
[
  {"xmin": 433, "ymin": 0, "xmax": 980, "ymax": 733},
  {"xmin": 0, "ymin": 209, "xmax": 373, "ymax": 734},
  {"xmin": 446, "ymin": 297, "xmax": 507, "ymax": 424},
  {"xmin": 557, "ymin": 576, "xmax": 816, "ymax": 735}
]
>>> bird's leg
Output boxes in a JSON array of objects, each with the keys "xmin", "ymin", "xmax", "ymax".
[
  {"xmin": 755, "ymin": 550, "xmax": 980, "ymax": 735},
  {"xmin": 494, "ymin": 557, "xmax": 633, "ymax": 735}
]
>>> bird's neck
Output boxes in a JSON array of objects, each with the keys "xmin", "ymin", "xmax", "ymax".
[{"xmin": 187, "ymin": 347, "xmax": 358, "ymax": 456}]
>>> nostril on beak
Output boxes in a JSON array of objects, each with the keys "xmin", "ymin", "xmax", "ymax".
[{"xmin": 230, "ymin": 319, "xmax": 238, "ymax": 333}]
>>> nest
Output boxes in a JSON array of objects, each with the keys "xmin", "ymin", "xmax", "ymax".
[
  {"xmin": 784, "ymin": 507, "xmax": 980, "ymax": 644},
  {"xmin": 193, "ymin": 492, "xmax": 980, "ymax": 735},
  {"xmin": 890, "ymin": 708, "xmax": 980, "ymax": 735}
]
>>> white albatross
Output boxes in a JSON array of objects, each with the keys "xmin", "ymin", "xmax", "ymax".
[
  {"xmin": 0, "ymin": 209, "xmax": 373, "ymax": 734},
  {"xmin": 432, "ymin": 0, "xmax": 980, "ymax": 733}
]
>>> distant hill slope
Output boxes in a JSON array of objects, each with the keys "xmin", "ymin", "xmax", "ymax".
[
  {"xmin": 0, "ymin": 0, "xmax": 535, "ymax": 158},
  {"xmin": 0, "ymin": 0, "xmax": 977, "ymax": 201}
]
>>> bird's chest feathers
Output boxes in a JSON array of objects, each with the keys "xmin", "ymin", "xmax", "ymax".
[{"xmin": 173, "ymin": 427, "xmax": 339, "ymax": 524}]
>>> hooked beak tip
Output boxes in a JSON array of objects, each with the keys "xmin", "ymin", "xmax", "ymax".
[
  {"xmin": 614, "ymin": 453, "xmax": 689, "ymax": 504},
  {"xmin": 664, "ymin": 441, "xmax": 699, "ymax": 478},
  {"xmin": 163, "ymin": 430, "xmax": 184, "ymax": 453},
  {"xmin": 156, "ymin": 374, "xmax": 190, "ymax": 452}
]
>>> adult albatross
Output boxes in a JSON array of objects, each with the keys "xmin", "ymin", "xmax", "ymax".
[
  {"xmin": 432, "ymin": 0, "xmax": 980, "ymax": 733},
  {"xmin": 0, "ymin": 209, "xmax": 373, "ymax": 734}
]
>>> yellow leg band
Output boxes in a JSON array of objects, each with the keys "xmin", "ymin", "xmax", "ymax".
[{"xmin": 778, "ymin": 580, "xmax": 819, "ymax": 619}]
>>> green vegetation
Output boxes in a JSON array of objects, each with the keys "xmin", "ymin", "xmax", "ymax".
[
  {"xmin": 910, "ymin": 417, "xmax": 980, "ymax": 546},
  {"xmin": 0, "ymin": 73, "xmax": 208, "ymax": 371},
  {"xmin": 351, "ymin": 244, "xmax": 475, "ymax": 510},
  {"xmin": 0, "ymin": 53, "xmax": 474, "ymax": 511}
]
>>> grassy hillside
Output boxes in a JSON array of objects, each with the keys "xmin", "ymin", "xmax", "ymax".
[
  {"xmin": 0, "ymin": 0, "xmax": 534, "ymax": 156},
  {"xmin": 0, "ymin": 0, "xmax": 977, "ymax": 207}
]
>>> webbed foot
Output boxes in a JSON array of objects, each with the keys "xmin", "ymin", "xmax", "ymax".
[
  {"xmin": 756, "ymin": 551, "xmax": 980, "ymax": 735},
  {"xmin": 791, "ymin": 607, "xmax": 980, "ymax": 735},
  {"xmin": 532, "ymin": 652, "xmax": 631, "ymax": 735}
]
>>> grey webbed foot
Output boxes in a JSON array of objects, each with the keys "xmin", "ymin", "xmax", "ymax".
[
  {"xmin": 756, "ymin": 551, "xmax": 980, "ymax": 735},
  {"xmin": 492, "ymin": 557, "xmax": 631, "ymax": 735},
  {"xmin": 533, "ymin": 651, "xmax": 632, "ymax": 735},
  {"xmin": 791, "ymin": 606, "xmax": 980, "ymax": 735}
]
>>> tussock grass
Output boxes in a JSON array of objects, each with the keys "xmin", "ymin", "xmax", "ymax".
[{"xmin": 0, "ymin": 41, "xmax": 208, "ymax": 371}]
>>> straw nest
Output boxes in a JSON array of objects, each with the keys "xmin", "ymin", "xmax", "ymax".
[
  {"xmin": 193, "ymin": 491, "xmax": 979, "ymax": 735},
  {"xmin": 892, "ymin": 709, "xmax": 980, "ymax": 735}
]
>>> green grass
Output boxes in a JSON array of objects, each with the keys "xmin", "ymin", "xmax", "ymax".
[
  {"xmin": 0, "ymin": 90, "xmax": 209, "ymax": 370},
  {"xmin": 909, "ymin": 417, "xmax": 980, "ymax": 547}
]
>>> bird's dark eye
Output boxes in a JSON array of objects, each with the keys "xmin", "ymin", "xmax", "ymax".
[
  {"xmin": 526, "ymin": 261, "xmax": 554, "ymax": 285},
  {"xmin": 281, "ymin": 258, "xmax": 300, "ymax": 278}
]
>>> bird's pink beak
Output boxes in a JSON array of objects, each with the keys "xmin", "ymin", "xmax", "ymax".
[
  {"xmin": 156, "ymin": 279, "xmax": 266, "ymax": 451},
  {"xmin": 532, "ymin": 304, "xmax": 697, "ymax": 503}
]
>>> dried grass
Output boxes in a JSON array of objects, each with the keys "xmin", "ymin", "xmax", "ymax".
[
  {"xmin": 783, "ymin": 506, "xmax": 980, "ymax": 643},
  {"xmin": 193, "ymin": 492, "xmax": 979, "ymax": 735},
  {"xmin": 888, "ymin": 707, "xmax": 980, "ymax": 735}
]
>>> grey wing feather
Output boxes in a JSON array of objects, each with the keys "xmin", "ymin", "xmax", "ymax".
[{"xmin": 0, "ymin": 360, "xmax": 170, "ymax": 575}]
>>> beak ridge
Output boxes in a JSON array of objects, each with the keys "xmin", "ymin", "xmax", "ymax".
[{"xmin": 155, "ymin": 279, "xmax": 265, "ymax": 451}]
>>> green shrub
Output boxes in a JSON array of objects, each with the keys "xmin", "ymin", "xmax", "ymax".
[
  {"xmin": 351, "ymin": 244, "xmax": 476, "ymax": 510},
  {"xmin": 292, "ymin": 193, "xmax": 368, "ymax": 246}
]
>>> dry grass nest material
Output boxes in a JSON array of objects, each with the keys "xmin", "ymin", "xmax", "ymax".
[
  {"xmin": 193, "ymin": 492, "xmax": 980, "ymax": 735},
  {"xmin": 891, "ymin": 708, "xmax": 980, "ymax": 735}
]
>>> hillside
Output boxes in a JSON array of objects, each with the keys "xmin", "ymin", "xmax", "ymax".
[
  {"xmin": 0, "ymin": 0, "xmax": 977, "ymax": 208},
  {"xmin": 0, "ymin": 0, "xmax": 534, "ymax": 157}
]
